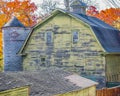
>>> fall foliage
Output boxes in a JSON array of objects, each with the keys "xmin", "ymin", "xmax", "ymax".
[
  {"xmin": 0, "ymin": 0, "xmax": 37, "ymax": 27},
  {"xmin": 87, "ymin": 7, "xmax": 120, "ymax": 30},
  {"xmin": 95, "ymin": 8, "xmax": 120, "ymax": 27},
  {"xmin": 113, "ymin": 17, "xmax": 120, "ymax": 30},
  {"xmin": 86, "ymin": 6, "xmax": 98, "ymax": 16},
  {"xmin": 0, "ymin": 0, "xmax": 37, "ymax": 71}
]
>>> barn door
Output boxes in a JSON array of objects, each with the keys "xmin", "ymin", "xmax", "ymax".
[{"xmin": 106, "ymin": 55, "xmax": 120, "ymax": 82}]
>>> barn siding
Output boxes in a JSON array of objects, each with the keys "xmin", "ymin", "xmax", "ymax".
[
  {"xmin": 55, "ymin": 86, "xmax": 96, "ymax": 96},
  {"xmin": 0, "ymin": 86, "xmax": 29, "ymax": 96},
  {"xmin": 22, "ymin": 12, "xmax": 105, "ymax": 76},
  {"xmin": 106, "ymin": 55, "xmax": 120, "ymax": 82}
]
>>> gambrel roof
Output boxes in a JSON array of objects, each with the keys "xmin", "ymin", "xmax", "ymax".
[
  {"xmin": 3, "ymin": 68, "xmax": 97, "ymax": 96},
  {"xmin": 3, "ymin": 16, "xmax": 25, "ymax": 27},
  {"xmin": 19, "ymin": 9, "xmax": 120, "ymax": 54},
  {"xmin": 70, "ymin": 12, "xmax": 120, "ymax": 53}
]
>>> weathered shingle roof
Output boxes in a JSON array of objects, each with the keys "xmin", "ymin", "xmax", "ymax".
[
  {"xmin": 91, "ymin": 26, "xmax": 120, "ymax": 52},
  {"xmin": 2, "ymin": 68, "xmax": 97, "ymax": 96},
  {"xmin": 3, "ymin": 16, "xmax": 25, "ymax": 27},
  {"xmin": 0, "ymin": 73, "xmax": 28, "ymax": 91}
]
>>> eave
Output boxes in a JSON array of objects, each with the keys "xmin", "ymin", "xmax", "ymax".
[{"xmin": 100, "ymin": 52, "xmax": 120, "ymax": 56}]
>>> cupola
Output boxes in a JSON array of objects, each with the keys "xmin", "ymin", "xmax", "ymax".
[{"xmin": 70, "ymin": 0, "xmax": 87, "ymax": 14}]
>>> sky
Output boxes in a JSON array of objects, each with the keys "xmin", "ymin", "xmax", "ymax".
[
  {"xmin": 96, "ymin": 0, "xmax": 107, "ymax": 10},
  {"xmin": 31, "ymin": 0, "xmax": 109, "ymax": 11},
  {"xmin": 96, "ymin": 0, "xmax": 111, "ymax": 10}
]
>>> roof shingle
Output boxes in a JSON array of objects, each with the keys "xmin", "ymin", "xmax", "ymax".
[
  {"xmin": 0, "ymin": 68, "xmax": 97, "ymax": 96},
  {"xmin": 3, "ymin": 16, "xmax": 25, "ymax": 27}
]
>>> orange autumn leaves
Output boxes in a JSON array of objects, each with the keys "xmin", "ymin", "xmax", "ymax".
[
  {"xmin": 113, "ymin": 17, "xmax": 120, "ymax": 30},
  {"xmin": 96, "ymin": 8, "xmax": 120, "ymax": 28},
  {"xmin": 0, "ymin": 0, "xmax": 37, "ymax": 27},
  {"xmin": 87, "ymin": 7, "xmax": 120, "ymax": 30},
  {"xmin": 0, "ymin": 0, "xmax": 37, "ymax": 58}
]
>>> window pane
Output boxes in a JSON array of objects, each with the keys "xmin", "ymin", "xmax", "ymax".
[
  {"xmin": 46, "ymin": 32, "xmax": 52, "ymax": 43},
  {"xmin": 41, "ymin": 57, "xmax": 45, "ymax": 62},
  {"xmin": 73, "ymin": 31, "xmax": 79, "ymax": 43}
]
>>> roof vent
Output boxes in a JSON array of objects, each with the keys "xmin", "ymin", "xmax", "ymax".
[{"xmin": 70, "ymin": 0, "xmax": 87, "ymax": 14}]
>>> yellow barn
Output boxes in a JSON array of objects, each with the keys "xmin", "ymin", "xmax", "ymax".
[
  {"xmin": 2, "ymin": 0, "xmax": 120, "ymax": 88},
  {"xmin": 19, "ymin": 0, "xmax": 120, "ymax": 86}
]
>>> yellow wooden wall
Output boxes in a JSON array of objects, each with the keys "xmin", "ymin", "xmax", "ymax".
[
  {"xmin": 0, "ymin": 86, "xmax": 29, "ymax": 96},
  {"xmin": 55, "ymin": 86, "xmax": 96, "ymax": 96},
  {"xmin": 0, "ymin": 58, "xmax": 3, "ymax": 71},
  {"xmin": 22, "ymin": 12, "xmax": 105, "ymax": 76}
]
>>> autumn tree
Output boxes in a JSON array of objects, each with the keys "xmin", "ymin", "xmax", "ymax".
[
  {"xmin": 86, "ymin": 6, "xmax": 99, "ymax": 16},
  {"xmin": 95, "ymin": 8, "xmax": 120, "ymax": 28},
  {"xmin": 1, "ymin": 0, "xmax": 37, "ymax": 27},
  {"xmin": 87, "ymin": 7, "xmax": 120, "ymax": 30},
  {"xmin": 112, "ymin": 17, "xmax": 120, "ymax": 30},
  {"xmin": 0, "ymin": 0, "xmax": 37, "ymax": 71}
]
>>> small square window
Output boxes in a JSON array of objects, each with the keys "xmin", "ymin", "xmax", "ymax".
[
  {"xmin": 41, "ymin": 57, "xmax": 45, "ymax": 62},
  {"xmin": 40, "ymin": 57, "xmax": 46, "ymax": 66}
]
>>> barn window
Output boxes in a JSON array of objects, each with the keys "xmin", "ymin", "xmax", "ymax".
[
  {"xmin": 41, "ymin": 57, "xmax": 45, "ymax": 62},
  {"xmin": 72, "ymin": 31, "xmax": 79, "ymax": 43},
  {"xmin": 41, "ymin": 57, "xmax": 46, "ymax": 65},
  {"xmin": 46, "ymin": 31, "xmax": 52, "ymax": 43}
]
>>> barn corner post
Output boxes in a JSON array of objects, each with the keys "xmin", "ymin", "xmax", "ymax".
[
  {"xmin": 104, "ymin": 55, "xmax": 107, "ymax": 87},
  {"xmin": 99, "ymin": 53, "xmax": 107, "ymax": 87}
]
